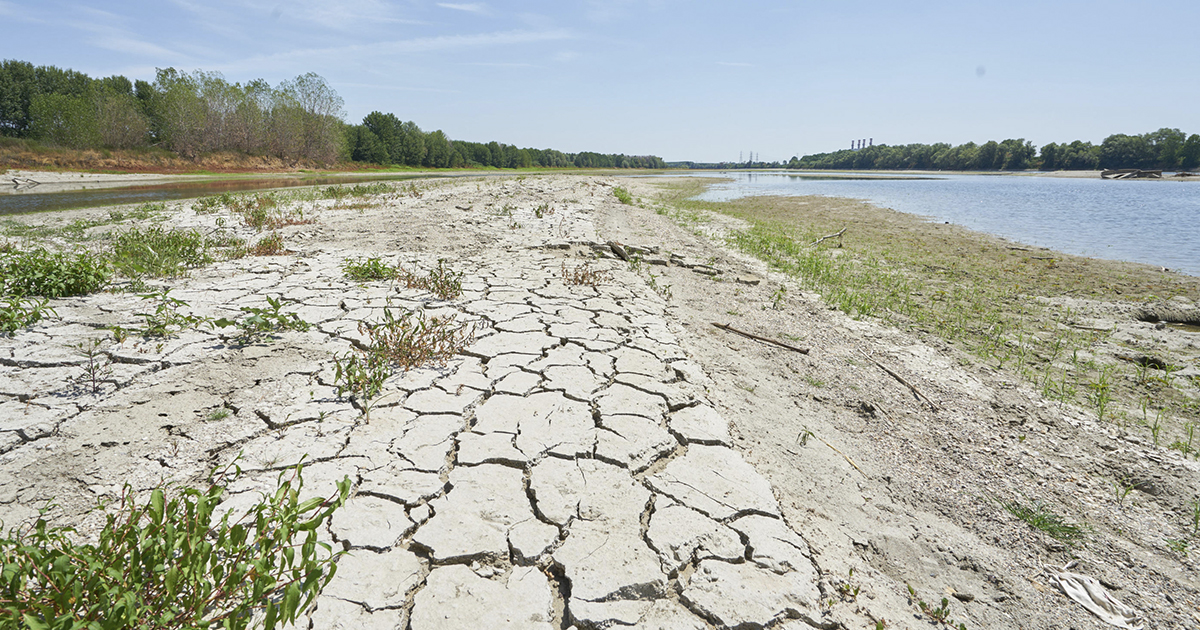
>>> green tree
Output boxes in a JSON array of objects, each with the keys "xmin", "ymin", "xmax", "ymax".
[
  {"xmin": 1100, "ymin": 133, "xmax": 1154, "ymax": 169},
  {"xmin": 1179, "ymin": 134, "xmax": 1200, "ymax": 170},
  {"xmin": 346, "ymin": 124, "xmax": 388, "ymax": 163},
  {"xmin": 28, "ymin": 93, "xmax": 98, "ymax": 148}
]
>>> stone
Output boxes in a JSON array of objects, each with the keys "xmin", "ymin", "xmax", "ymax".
[
  {"xmin": 646, "ymin": 445, "xmax": 780, "ymax": 519},
  {"xmin": 508, "ymin": 518, "xmax": 560, "ymax": 562},
  {"xmin": 410, "ymin": 565, "xmax": 556, "ymax": 630},
  {"xmin": 595, "ymin": 414, "xmax": 677, "ymax": 472},
  {"xmin": 626, "ymin": 599, "xmax": 708, "ymax": 630},
  {"xmin": 647, "ymin": 503, "xmax": 745, "ymax": 573},
  {"xmin": 554, "ymin": 518, "xmax": 666, "ymax": 601},
  {"xmin": 596, "ymin": 383, "xmax": 667, "ymax": 420},
  {"xmin": 403, "ymin": 388, "xmax": 480, "ymax": 415},
  {"xmin": 304, "ymin": 596, "xmax": 408, "ymax": 630},
  {"xmin": 668, "ymin": 404, "xmax": 731, "ymax": 445},
  {"xmin": 412, "ymin": 464, "xmax": 535, "ymax": 562},
  {"xmin": 681, "ymin": 559, "xmax": 819, "ymax": 629},
  {"xmin": 455, "ymin": 431, "xmax": 525, "ymax": 467},
  {"xmin": 468, "ymin": 331, "xmax": 558, "ymax": 357},
  {"xmin": 730, "ymin": 515, "xmax": 817, "ymax": 577},
  {"xmin": 322, "ymin": 547, "xmax": 425, "ymax": 609},
  {"xmin": 569, "ymin": 598, "xmax": 654, "ymax": 627},
  {"xmin": 358, "ymin": 463, "xmax": 445, "ymax": 505},
  {"xmin": 329, "ymin": 494, "xmax": 413, "ymax": 549},
  {"xmin": 390, "ymin": 413, "xmax": 464, "ymax": 471},
  {"xmin": 542, "ymin": 365, "xmax": 604, "ymax": 400}
]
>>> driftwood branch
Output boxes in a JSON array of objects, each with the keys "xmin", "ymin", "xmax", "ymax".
[
  {"xmin": 858, "ymin": 350, "xmax": 939, "ymax": 411},
  {"xmin": 811, "ymin": 227, "xmax": 846, "ymax": 247},
  {"xmin": 711, "ymin": 322, "xmax": 809, "ymax": 354}
]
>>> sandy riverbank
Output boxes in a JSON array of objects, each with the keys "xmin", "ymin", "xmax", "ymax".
[{"xmin": 1, "ymin": 174, "xmax": 1197, "ymax": 628}]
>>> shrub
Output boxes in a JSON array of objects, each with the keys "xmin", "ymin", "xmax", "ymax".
[
  {"xmin": 0, "ymin": 247, "xmax": 110, "ymax": 298},
  {"xmin": 0, "ymin": 462, "xmax": 350, "ymax": 630},
  {"xmin": 612, "ymin": 186, "xmax": 634, "ymax": 205},
  {"xmin": 110, "ymin": 227, "xmax": 212, "ymax": 280}
]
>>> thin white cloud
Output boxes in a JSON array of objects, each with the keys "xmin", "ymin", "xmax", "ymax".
[
  {"xmin": 216, "ymin": 28, "xmax": 572, "ymax": 75},
  {"xmin": 437, "ymin": 2, "xmax": 488, "ymax": 14},
  {"xmin": 717, "ymin": 61, "xmax": 753, "ymax": 67},
  {"xmin": 464, "ymin": 61, "xmax": 541, "ymax": 68},
  {"xmin": 553, "ymin": 51, "xmax": 580, "ymax": 63},
  {"xmin": 336, "ymin": 82, "xmax": 461, "ymax": 94}
]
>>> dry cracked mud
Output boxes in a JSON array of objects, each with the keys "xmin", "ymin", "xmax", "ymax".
[{"xmin": 1, "ymin": 173, "xmax": 1198, "ymax": 629}]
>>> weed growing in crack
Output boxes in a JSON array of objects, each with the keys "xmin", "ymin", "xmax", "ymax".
[
  {"xmin": 396, "ymin": 259, "xmax": 464, "ymax": 300},
  {"xmin": 74, "ymin": 338, "xmax": 113, "ymax": 395},
  {"xmin": 110, "ymin": 227, "xmax": 213, "ymax": 283},
  {"xmin": 332, "ymin": 351, "xmax": 389, "ymax": 420},
  {"xmin": 1112, "ymin": 477, "xmax": 1136, "ymax": 509},
  {"xmin": 342, "ymin": 256, "xmax": 396, "ymax": 282},
  {"xmin": 0, "ymin": 460, "xmax": 349, "ymax": 630},
  {"xmin": 0, "ymin": 295, "xmax": 55, "ymax": 335},
  {"xmin": 561, "ymin": 262, "xmax": 611, "ymax": 287},
  {"xmin": 213, "ymin": 296, "xmax": 311, "ymax": 344},
  {"xmin": 906, "ymin": 584, "xmax": 967, "ymax": 630},
  {"xmin": 248, "ymin": 232, "xmax": 287, "ymax": 256},
  {"xmin": 997, "ymin": 496, "xmax": 1088, "ymax": 545},
  {"xmin": 360, "ymin": 308, "xmax": 475, "ymax": 371},
  {"xmin": 1166, "ymin": 537, "xmax": 1190, "ymax": 558},
  {"xmin": 612, "ymin": 186, "xmax": 634, "ymax": 205},
  {"xmin": 135, "ymin": 290, "xmax": 210, "ymax": 338},
  {"xmin": 333, "ymin": 307, "xmax": 476, "ymax": 420},
  {"xmin": 342, "ymin": 257, "xmax": 464, "ymax": 300}
]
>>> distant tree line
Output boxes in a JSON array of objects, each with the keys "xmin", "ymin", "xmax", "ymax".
[
  {"xmin": 344, "ymin": 111, "xmax": 664, "ymax": 169},
  {"xmin": 0, "ymin": 59, "xmax": 665, "ymax": 170},
  {"xmin": 790, "ymin": 128, "xmax": 1200, "ymax": 172}
]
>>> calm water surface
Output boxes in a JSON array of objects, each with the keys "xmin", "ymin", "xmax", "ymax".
[{"xmin": 681, "ymin": 171, "xmax": 1200, "ymax": 276}]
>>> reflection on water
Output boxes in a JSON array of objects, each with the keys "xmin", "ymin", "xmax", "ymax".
[
  {"xmin": 0, "ymin": 173, "xmax": 437, "ymax": 215},
  {"xmin": 676, "ymin": 170, "xmax": 1200, "ymax": 277}
]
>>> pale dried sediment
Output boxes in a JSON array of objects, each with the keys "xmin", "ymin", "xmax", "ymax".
[{"xmin": 0, "ymin": 175, "xmax": 822, "ymax": 629}]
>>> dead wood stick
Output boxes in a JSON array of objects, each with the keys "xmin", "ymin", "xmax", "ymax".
[
  {"xmin": 711, "ymin": 322, "xmax": 809, "ymax": 354},
  {"xmin": 821, "ymin": 438, "xmax": 865, "ymax": 475},
  {"xmin": 607, "ymin": 240, "xmax": 630, "ymax": 261},
  {"xmin": 811, "ymin": 227, "xmax": 846, "ymax": 246},
  {"xmin": 857, "ymin": 350, "xmax": 939, "ymax": 411}
]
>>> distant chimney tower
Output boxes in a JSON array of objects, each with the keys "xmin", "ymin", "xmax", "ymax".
[{"xmin": 869, "ymin": 138, "xmax": 873, "ymax": 146}]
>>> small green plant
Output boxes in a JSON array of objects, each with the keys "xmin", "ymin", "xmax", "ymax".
[
  {"xmin": 1112, "ymin": 477, "xmax": 1136, "ymax": 509},
  {"xmin": 0, "ymin": 295, "xmax": 54, "ymax": 335},
  {"xmin": 1166, "ymin": 538, "xmax": 1190, "ymax": 558},
  {"xmin": 343, "ymin": 256, "xmax": 396, "ymax": 282},
  {"xmin": 214, "ymin": 296, "xmax": 311, "ymax": 344},
  {"xmin": 332, "ymin": 351, "xmax": 390, "ymax": 420},
  {"xmin": 907, "ymin": 584, "xmax": 967, "ymax": 629},
  {"xmin": 135, "ymin": 290, "xmax": 210, "ymax": 338},
  {"xmin": 0, "ymin": 247, "xmax": 110, "ymax": 298},
  {"xmin": 612, "ymin": 187, "xmax": 634, "ymax": 205},
  {"xmin": 0, "ymin": 461, "xmax": 350, "ymax": 630},
  {"xmin": 646, "ymin": 272, "xmax": 672, "ymax": 299},
  {"xmin": 770, "ymin": 285, "xmax": 787, "ymax": 310},
  {"xmin": 1086, "ymin": 365, "xmax": 1115, "ymax": 422},
  {"xmin": 205, "ymin": 408, "xmax": 231, "ymax": 422},
  {"xmin": 110, "ymin": 227, "xmax": 213, "ymax": 281},
  {"xmin": 1189, "ymin": 498, "xmax": 1200, "ymax": 537},
  {"xmin": 561, "ymin": 262, "xmax": 611, "ymax": 287},
  {"xmin": 360, "ymin": 307, "xmax": 475, "ymax": 371},
  {"xmin": 797, "ymin": 427, "xmax": 815, "ymax": 446},
  {"xmin": 998, "ymin": 496, "xmax": 1088, "ymax": 545},
  {"xmin": 396, "ymin": 259, "xmax": 464, "ymax": 300},
  {"xmin": 533, "ymin": 203, "xmax": 553, "ymax": 218},
  {"xmin": 248, "ymin": 232, "xmax": 286, "ymax": 256},
  {"xmin": 74, "ymin": 338, "xmax": 113, "ymax": 395}
]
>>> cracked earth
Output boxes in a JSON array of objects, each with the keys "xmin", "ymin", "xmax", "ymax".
[{"xmin": 3, "ymin": 173, "xmax": 1199, "ymax": 629}]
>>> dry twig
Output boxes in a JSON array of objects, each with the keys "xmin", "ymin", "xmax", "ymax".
[{"xmin": 711, "ymin": 322, "xmax": 809, "ymax": 354}]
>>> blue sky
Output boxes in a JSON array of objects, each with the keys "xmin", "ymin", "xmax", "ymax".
[{"xmin": 3, "ymin": 0, "xmax": 1198, "ymax": 162}]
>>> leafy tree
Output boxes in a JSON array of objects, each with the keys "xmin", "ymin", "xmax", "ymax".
[
  {"xmin": 28, "ymin": 93, "xmax": 98, "ymax": 148},
  {"xmin": 346, "ymin": 124, "xmax": 388, "ymax": 164},
  {"xmin": 1180, "ymin": 134, "xmax": 1200, "ymax": 170},
  {"xmin": 1100, "ymin": 133, "xmax": 1154, "ymax": 169}
]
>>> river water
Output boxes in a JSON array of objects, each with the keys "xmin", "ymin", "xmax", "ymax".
[{"xmin": 676, "ymin": 171, "xmax": 1200, "ymax": 277}]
